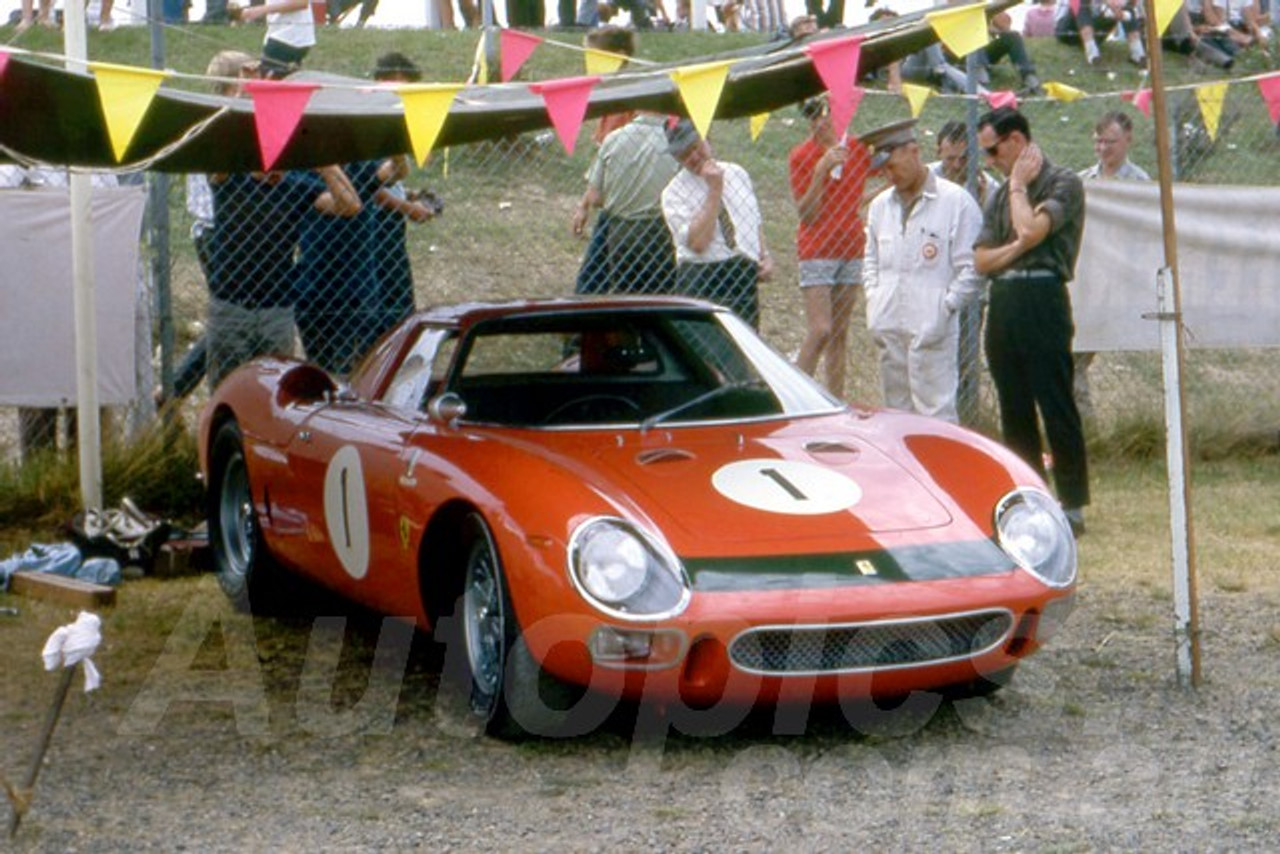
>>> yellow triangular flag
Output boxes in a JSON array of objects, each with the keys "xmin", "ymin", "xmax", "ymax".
[
  {"xmin": 1043, "ymin": 81, "xmax": 1085, "ymax": 102},
  {"xmin": 1153, "ymin": 0, "xmax": 1180, "ymax": 37},
  {"xmin": 668, "ymin": 60, "xmax": 733, "ymax": 140},
  {"xmin": 901, "ymin": 83, "xmax": 932, "ymax": 117},
  {"xmin": 398, "ymin": 84, "xmax": 463, "ymax": 166},
  {"xmin": 584, "ymin": 48, "xmax": 628, "ymax": 76},
  {"xmin": 926, "ymin": 3, "xmax": 990, "ymax": 59},
  {"xmin": 1195, "ymin": 82, "xmax": 1228, "ymax": 140},
  {"xmin": 749, "ymin": 112, "xmax": 769, "ymax": 141},
  {"xmin": 471, "ymin": 32, "xmax": 489, "ymax": 84},
  {"xmin": 90, "ymin": 62, "xmax": 169, "ymax": 162}
]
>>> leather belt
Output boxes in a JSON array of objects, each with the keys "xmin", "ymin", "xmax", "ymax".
[{"xmin": 993, "ymin": 268, "xmax": 1059, "ymax": 281}]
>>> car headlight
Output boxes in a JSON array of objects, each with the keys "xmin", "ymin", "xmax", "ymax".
[
  {"xmin": 568, "ymin": 518, "xmax": 691, "ymax": 620},
  {"xmin": 994, "ymin": 488, "xmax": 1077, "ymax": 588}
]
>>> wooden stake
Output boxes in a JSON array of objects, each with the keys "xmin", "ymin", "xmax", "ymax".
[{"xmin": 7, "ymin": 665, "xmax": 77, "ymax": 839}]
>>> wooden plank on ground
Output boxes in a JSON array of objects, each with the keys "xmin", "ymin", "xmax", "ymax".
[{"xmin": 9, "ymin": 572, "xmax": 117, "ymax": 609}]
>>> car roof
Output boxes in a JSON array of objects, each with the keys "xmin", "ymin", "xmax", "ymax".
[{"xmin": 412, "ymin": 295, "xmax": 724, "ymax": 331}]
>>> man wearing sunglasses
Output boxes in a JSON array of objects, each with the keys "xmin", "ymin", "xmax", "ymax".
[{"xmin": 973, "ymin": 107, "xmax": 1089, "ymax": 536}]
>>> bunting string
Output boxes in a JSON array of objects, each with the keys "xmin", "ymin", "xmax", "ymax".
[{"xmin": 3, "ymin": 38, "xmax": 1280, "ymax": 169}]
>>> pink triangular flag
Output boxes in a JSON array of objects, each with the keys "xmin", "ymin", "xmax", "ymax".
[
  {"xmin": 0, "ymin": 51, "xmax": 10, "ymax": 83},
  {"xmin": 1132, "ymin": 88, "xmax": 1152, "ymax": 117},
  {"xmin": 500, "ymin": 29, "xmax": 543, "ymax": 83},
  {"xmin": 984, "ymin": 90, "xmax": 1019, "ymax": 111},
  {"xmin": 803, "ymin": 34, "xmax": 863, "ymax": 138},
  {"xmin": 1070, "ymin": 0, "xmax": 1081, "ymax": 16},
  {"xmin": 531, "ymin": 76, "xmax": 600, "ymax": 155},
  {"xmin": 1257, "ymin": 74, "xmax": 1280, "ymax": 125},
  {"xmin": 243, "ymin": 79, "xmax": 319, "ymax": 169}
]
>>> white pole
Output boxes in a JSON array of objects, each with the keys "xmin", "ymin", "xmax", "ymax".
[
  {"xmin": 64, "ymin": 0, "xmax": 104, "ymax": 512},
  {"xmin": 1142, "ymin": 0, "xmax": 1201, "ymax": 688},
  {"xmin": 1156, "ymin": 267, "xmax": 1199, "ymax": 686}
]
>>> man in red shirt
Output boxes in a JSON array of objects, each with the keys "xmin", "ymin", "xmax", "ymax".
[{"xmin": 788, "ymin": 97, "xmax": 874, "ymax": 398}]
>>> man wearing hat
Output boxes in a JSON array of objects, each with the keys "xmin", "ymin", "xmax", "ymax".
[
  {"xmin": 973, "ymin": 106, "xmax": 1089, "ymax": 535},
  {"xmin": 861, "ymin": 118, "xmax": 983, "ymax": 424},
  {"xmin": 661, "ymin": 119, "xmax": 773, "ymax": 328}
]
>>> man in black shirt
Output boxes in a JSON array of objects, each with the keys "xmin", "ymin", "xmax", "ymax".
[
  {"xmin": 973, "ymin": 107, "xmax": 1089, "ymax": 535},
  {"xmin": 206, "ymin": 166, "xmax": 359, "ymax": 388}
]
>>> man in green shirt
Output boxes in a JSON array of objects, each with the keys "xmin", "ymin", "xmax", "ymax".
[{"xmin": 572, "ymin": 113, "xmax": 680, "ymax": 295}]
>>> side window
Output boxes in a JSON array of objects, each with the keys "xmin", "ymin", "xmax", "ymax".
[{"xmin": 382, "ymin": 327, "xmax": 455, "ymax": 410}]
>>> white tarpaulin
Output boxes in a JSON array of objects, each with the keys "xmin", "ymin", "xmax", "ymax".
[
  {"xmin": 1070, "ymin": 180, "xmax": 1280, "ymax": 352},
  {"xmin": 0, "ymin": 186, "xmax": 146, "ymax": 406}
]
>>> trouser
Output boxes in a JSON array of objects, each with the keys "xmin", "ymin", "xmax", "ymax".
[
  {"xmin": 677, "ymin": 257, "xmax": 760, "ymax": 329},
  {"xmin": 606, "ymin": 215, "xmax": 676, "ymax": 296},
  {"xmin": 978, "ymin": 31, "xmax": 1037, "ymax": 78},
  {"xmin": 901, "ymin": 45, "xmax": 970, "ymax": 94},
  {"xmin": 985, "ymin": 273, "xmax": 1090, "ymax": 509},
  {"xmin": 873, "ymin": 320, "xmax": 961, "ymax": 424},
  {"xmin": 575, "ymin": 212, "xmax": 611, "ymax": 295},
  {"xmin": 261, "ymin": 38, "xmax": 311, "ymax": 78},
  {"xmin": 207, "ymin": 297, "xmax": 296, "ymax": 390},
  {"xmin": 1056, "ymin": 1, "xmax": 1143, "ymax": 44}
]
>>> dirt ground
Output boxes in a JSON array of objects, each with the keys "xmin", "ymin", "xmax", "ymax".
[{"xmin": 2, "ymin": 554, "xmax": 1277, "ymax": 853}]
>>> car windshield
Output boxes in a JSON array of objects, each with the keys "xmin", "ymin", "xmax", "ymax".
[{"xmin": 444, "ymin": 308, "xmax": 843, "ymax": 428}]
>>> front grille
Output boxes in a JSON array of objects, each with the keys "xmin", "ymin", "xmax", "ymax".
[{"xmin": 728, "ymin": 610, "xmax": 1014, "ymax": 675}]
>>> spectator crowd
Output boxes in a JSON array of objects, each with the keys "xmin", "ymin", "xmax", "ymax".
[{"xmin": 7, "ymin": 0, "xmax": 1275, "ymax": 535}]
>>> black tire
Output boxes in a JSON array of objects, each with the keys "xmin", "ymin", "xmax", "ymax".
[
  {"xmin": 208, "ymin": 420, "xmax": 282, "ymax": 613},
  {"xmin": 448, "ymin": 513, "xmax": 609, "ymax": 739}
]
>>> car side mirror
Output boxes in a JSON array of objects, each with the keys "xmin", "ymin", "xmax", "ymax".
[
  {"xmin": 326, "ymin": 384, "xmax": 359, "ymax": 405},
  {"xmin": 427, "ymin": 392, "xmax": 467, "ymax": 425}
]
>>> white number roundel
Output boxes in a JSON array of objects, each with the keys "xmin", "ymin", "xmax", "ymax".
[
  {"xmin": 712, "ymin": 459, "xmax": 862, "ymax": 516},
  {"xmin": 323, "ymin": 445, "xmax": 371, "ymax": 579}
]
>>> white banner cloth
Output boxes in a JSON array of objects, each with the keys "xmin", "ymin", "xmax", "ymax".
[
  {"xmin": 0, "ymin": 186, "xmax": 146, "ymax": 406},
  {"xmin": 1070, "ymin": 181, "xmax": 1280, "ymax": 352}
]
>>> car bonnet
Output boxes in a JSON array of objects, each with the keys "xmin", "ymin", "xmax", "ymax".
[{"xmin": 588, "ymin": 427, "xmax": 955, "ymax": 554}]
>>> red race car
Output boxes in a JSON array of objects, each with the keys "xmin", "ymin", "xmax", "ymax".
[{"xmin": 200, "ymin": 297, "xmax": 1076, "ymax": 737}]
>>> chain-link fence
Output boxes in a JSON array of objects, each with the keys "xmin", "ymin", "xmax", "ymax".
[{"xmin": 5, "ymin": 44, "xmax": 1280, "ymax": 463}]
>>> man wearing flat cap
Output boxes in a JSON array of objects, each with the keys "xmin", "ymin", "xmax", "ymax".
[
  {"xmin": 861, "ymin": 118, "xmax": 983, "ymax": 424},
  {"xmin": 661, "ymin": 119, "xmax": 773, "ymax": 328}
]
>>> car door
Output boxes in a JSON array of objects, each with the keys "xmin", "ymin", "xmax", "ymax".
[{"xmin": 279, "ymin": 394, "xmax": 420, "ymax": 608}]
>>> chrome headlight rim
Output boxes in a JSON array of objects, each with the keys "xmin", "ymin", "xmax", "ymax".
[
  {"xmin": 994, "ymin": 487, "xmax": 1078, "ymax": 589},
  {"xmin": 567, "ymin": 516, "xmax": 691, "ymax": 622}
]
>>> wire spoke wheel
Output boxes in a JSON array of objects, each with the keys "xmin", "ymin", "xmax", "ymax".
[{"xmin": 463, "ymin": 531, "xmax": 506, "ymax": 715}]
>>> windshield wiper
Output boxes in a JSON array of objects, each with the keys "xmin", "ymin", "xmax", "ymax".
[{"xmin": 640, "ymin": 379, "xmax": 766, "ymax": 431}]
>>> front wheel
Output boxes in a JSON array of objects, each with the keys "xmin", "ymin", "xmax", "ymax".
[{"xmin": 448, "ymin": 514, "xmax": 610, "ymax": 739}]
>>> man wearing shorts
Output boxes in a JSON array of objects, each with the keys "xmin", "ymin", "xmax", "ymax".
[{"xmin": 788, "ymin": 97, "xmax": 873, "ymax": 398}]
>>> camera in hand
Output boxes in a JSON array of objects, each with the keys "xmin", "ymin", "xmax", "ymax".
[{"xmin": 407, "ymin": 188, "xmax": 444, "ymax": 216}]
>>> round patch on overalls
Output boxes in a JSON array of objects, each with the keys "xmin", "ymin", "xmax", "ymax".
[{"xmin": 922, "ymin": 241, "xmax": 939, "ymax": 261}]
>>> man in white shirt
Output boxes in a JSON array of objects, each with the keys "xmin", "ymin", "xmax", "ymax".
[
  {"xmin": 661, "ymin": 119, "xmax": 773, "ymax": 328},
  {"xmin": 238, "ymin": 0, "xmax": 317, "ymax": 78},
  {"xmin": 861, "ymin": 119, "xmax": 983, "ymax": 423}
]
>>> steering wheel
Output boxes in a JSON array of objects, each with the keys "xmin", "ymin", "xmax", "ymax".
[{"xmin": 543, "ymin": 394, "xmax": 641, "ymax": 425}]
